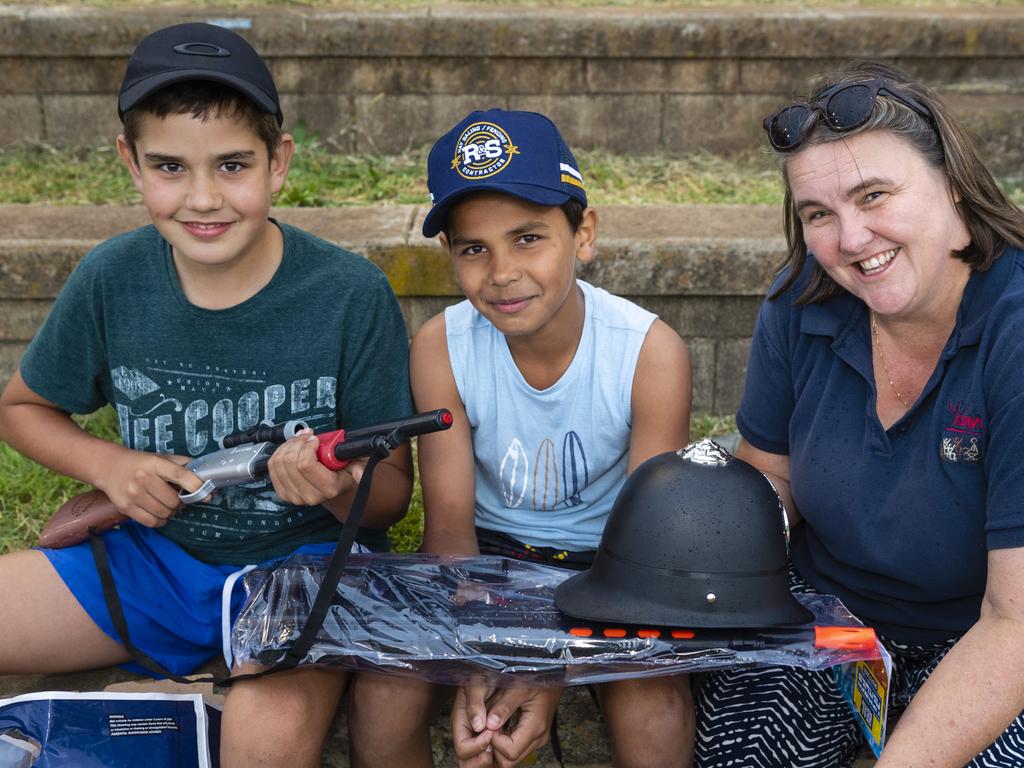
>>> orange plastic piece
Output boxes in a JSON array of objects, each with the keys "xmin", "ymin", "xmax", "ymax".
[
  {"xmin": 603, "ymin": 628, "xmax": 627, "ymax": 638},
  {"xmin": 670, "ymin": 630, "xmax": 696, "ymax": 639},
  {"xmin": 813, "ymin": 626, "xmax": 878, "ymax": 651},
  {"xmin": 569, "ymin": 627, "xmax": 593, "ymax": 637},
  {"xmin": 637, "ymin": 629, "xmax": 662, "ymax": 639}
]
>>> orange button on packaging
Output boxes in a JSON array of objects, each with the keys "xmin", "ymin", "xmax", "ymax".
[{"xmin": 814, "ymin": 626, "xmax": 877, "ymax": 652}]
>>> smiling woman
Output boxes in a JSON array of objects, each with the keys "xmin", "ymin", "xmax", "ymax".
[
  {"xmin": 785, "ymin": 131, "xmax": 974, "ymax": 425},
  {"xmin": 691, "ymin": 61, "xmax": 1024, "ymax": 768}
]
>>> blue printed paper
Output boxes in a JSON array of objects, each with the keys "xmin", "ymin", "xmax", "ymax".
[{"xmin": 0, "ymin": 691, "xmax": 216, "ymax": 768}]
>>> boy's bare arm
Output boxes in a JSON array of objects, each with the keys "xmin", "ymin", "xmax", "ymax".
[
  {"xmin": 0, "ymin": 370, "xmax": 203, "ymax": 527},
  {"xmin": 628, "ymin": 319, "xmax": 692, "ymax": 472},
  {"xmin": 410, "ymin": 314, "xmax": 479, "ymax": 555}
]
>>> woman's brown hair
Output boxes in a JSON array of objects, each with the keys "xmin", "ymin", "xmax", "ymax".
[{"xmin": 770, "ymin": 60, "xmax": 1024, "ymax": 304}]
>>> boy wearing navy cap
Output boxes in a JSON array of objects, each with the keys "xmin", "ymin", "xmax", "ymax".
[
  {"xmin": 0, "ymin": 23, "xmax": 413, "ymax": 767},
  {"xmin": 349, "ymin": 109, "xmax": 695, "ymax": 767}
]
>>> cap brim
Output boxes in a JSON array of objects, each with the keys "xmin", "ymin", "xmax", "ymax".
[
  {"xmin": 118, "ymin": 69, "xmax": 282, "ymax": 125},
  {"xmin": 422, "ymin": 183, "xmax": 572, "ymax": 238}
]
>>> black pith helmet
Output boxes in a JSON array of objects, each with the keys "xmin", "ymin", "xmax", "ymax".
[{"xmin": 555, "ymin": 439, "xmax": 814, "ymax": 628}]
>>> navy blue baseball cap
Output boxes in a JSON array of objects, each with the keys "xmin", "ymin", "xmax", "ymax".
[
  {"xmin": 422, "ymin": 109, "xmax": 588, "ymax": 238},
  {"xmin": 118, "ymin": 23, "xmax": 283, "ymax": 126}
]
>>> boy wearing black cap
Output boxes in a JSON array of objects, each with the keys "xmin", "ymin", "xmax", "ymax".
[
  {"xmin": 0, "ymin": 23, "xmax": 412, "ymax": 767},
  {"xmin": 349, "ymin": 110, "xmax": 695, "ymax": 767}
]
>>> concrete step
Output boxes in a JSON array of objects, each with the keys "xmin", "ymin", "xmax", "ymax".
[
  {"xmin": 0, "ymin": 202, "xmax": 785, "ymax": 415},
  {"xmin": 1, "ymin": 5, "xmax": 1022, "ymax": 172}
]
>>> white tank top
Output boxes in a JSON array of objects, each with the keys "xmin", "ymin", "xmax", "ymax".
[{"xmin": 445, "ymin": 279, "xmax": 656, "ymax": 549}]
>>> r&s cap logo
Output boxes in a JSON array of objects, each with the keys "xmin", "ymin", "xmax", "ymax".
[{"xmin": 451, "ymin": 121, "xmax": 520, "ymax": 180}]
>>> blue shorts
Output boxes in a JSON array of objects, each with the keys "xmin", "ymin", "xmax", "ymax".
[{"xmin": 40, "ymin": 522, "xmax": 341, "ymax": 677}]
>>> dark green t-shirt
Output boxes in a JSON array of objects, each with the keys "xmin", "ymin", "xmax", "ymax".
[{"xmin": 21, "ymin": 222, "xmax": 412, "ymax": 565}]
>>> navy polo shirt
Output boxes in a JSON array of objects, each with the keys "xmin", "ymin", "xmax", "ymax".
[{"xmin": 737, "ymin": 247, "xmax": 1024, "ymax": 644}]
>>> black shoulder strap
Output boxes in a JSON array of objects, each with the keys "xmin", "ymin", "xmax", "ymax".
[
  {"xmin": 90, "ymin": 530, "xmax": 199, "ymax": 684},
  {"xmin": 225, "ymin": 445, "xmax": 387, "ymax": 684}
]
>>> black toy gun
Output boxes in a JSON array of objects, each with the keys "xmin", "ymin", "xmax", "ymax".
[{"xmin": 38, "ymin": 409, "xmax": 453, "ymax": 549}]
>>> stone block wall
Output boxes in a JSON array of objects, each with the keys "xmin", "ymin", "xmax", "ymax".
[
  {"xmin": 0, "ymin": 203, "xmax": 783, "ymax": 415},
  {"xmin": 1, "ymin": 6, "xmax": 1021, "ymax": 415},
  {"xmin": 0, "ymin": 6, "xmax": 1022, "ymax": 170}
]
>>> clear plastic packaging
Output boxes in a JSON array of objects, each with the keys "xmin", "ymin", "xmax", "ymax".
[{"xmin": 231, "ymin": 554, "xmax": 881, "ymax": 687}]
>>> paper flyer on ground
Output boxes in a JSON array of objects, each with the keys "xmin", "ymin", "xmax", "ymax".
[{"xmin": 0, "ymin": 691, "xmax": 217, "ymax": 768}]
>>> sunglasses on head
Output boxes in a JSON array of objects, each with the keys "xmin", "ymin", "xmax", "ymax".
[{"xmin": 763, "ymin": 78, "xmax": 934, "ymax": 152}]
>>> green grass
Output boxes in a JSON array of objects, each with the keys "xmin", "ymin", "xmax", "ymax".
[
  {"xmin": 0, "ymin": 409, "xmax": 121, "ymax": 553},
  {"xmin": 0, "ymin": 137, "xmax": 785, "ymax": 208},
  {"xmin": 3, "ymin": 136, "xmax": 1021, "ymax": 209},
  {"xmin": 0, "ymin": 408, "xmax": 736, "ymax": 555}
]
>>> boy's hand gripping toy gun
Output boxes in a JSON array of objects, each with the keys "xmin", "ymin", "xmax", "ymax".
[{"xmin": 38, "ymin": 410, "xmax": 454, "ymax": 549}]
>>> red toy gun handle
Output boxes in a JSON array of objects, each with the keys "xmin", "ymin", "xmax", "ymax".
[
  {"xmin": 315, "ymin": 429, "xmax": 353, "ymax": 471},
  {"xmin": 315, "ymin": 409, "xmax": 453, "ymax": 471}
]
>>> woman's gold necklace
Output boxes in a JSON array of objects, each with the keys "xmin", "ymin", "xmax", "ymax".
[{"xmin": 870, "ymin": 312, "xmax": 911, "ymax": 409}]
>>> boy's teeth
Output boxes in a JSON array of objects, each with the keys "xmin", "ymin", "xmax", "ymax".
[{"xmin": 859, "ymin": 248, "xmax": 898, "ymax": 273}]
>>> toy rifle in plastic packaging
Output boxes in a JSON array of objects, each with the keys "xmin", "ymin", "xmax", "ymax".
[
  {"xmin": 232, "ymin": 553, "xmax": 882, "ymax": 686},
  {"xmin": 38, "ymin": 410, "xmax": 454, "ymax": 549}
]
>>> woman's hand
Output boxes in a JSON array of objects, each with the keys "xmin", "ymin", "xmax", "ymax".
[{"xmin": 875, "ymin": 547, "xmax": 1024, "ymax": 767}]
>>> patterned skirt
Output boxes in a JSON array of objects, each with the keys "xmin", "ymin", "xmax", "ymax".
[{"xmin": 694, "ymin": 569, "xmax": 1024, "ymax": 767}]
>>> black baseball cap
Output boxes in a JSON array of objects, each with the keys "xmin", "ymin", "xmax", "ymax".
[{"xmin": 118, "ymin": 22, "xmax": 283, "ymax": 125}]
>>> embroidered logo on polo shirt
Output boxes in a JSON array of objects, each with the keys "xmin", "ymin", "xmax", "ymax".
[
  {"xmin": 451, "ymin": 121, "xmax": 520, "ymax": 180},
  {"xmin": 940, "ymin": 401, "xmax": 983, "ymax": 464}
]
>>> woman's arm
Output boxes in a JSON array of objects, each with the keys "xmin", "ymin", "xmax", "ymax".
[
  {"xmin": 734, "ymin": 437, "xmax": 801, "ymax": 526},
  {"xmin": 875, "ymin": 547, "xmax": 1024, "ymax": 767}
]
